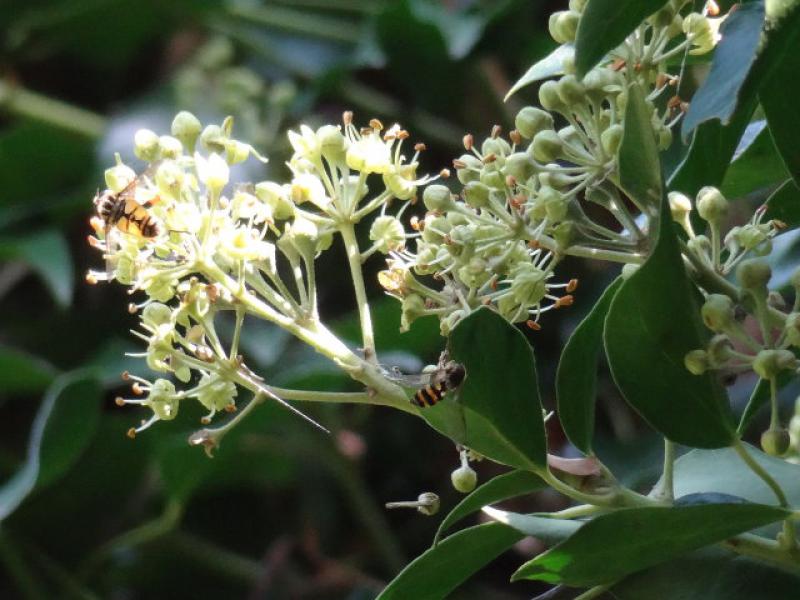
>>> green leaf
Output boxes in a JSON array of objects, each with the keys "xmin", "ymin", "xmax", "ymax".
[
  {"xmin": 0, "ymin": 344, "xmax": 58, "ymax": 395},
  {"xmin": 759, "ymin": 3, "xmax": 800, "ymax": 187},
  {"xmin": 376, "ymin": 522, "xmax": 523, "ymax": 600},
  {"xmin": 512, "ymin": 501, "xmax": 788, "ymax": 586},
  {"xmin": 764, "ymin": 179, "xmax": 800, "ymax": 227},
  {"xmin": 481, "ymin": 507, "xmax": 582, "ymax": 543},
  {"xmin": 721, "ymin": 121, "xmax": 790, "ymax": 200},
  {"xmin": 604, "ymin": 193, "xmax": 735, "ymax": 448},
  {"xmin": 574, "ymin": 0, "xmax": 669, "ymax": 77},
  {"xmin": 613, "ymin": 546, "xmax": 800, "ymax": 599},
  {"xmin": 424, "ymin": 307, "xmax": 547, "ymax": 470},
  {"xmin": 434, "ymin": 470, "xmax": 546, "ymax": 544},
  {"xmin": 0, "ymin": 372, "xmax": 102, "ymax": 520},
  {"xmin": 556, "ymin": 278, "xmax": 622, "ymax": 454},
  {"xmin": 682, "ymin": 2, "xmax": 765, "ymax": 139},
  {"xmin": 505, "ymin": 44, "xmax": 573, "ymax": 100},
  {"xmin": 619, "ymin": 82, "xmax": 662, "ymax": 211},
  {"xmin": 0, "ymin": 230, "xmax": 74, "ymax": 307}
]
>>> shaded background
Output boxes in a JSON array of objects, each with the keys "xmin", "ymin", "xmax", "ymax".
[{"xmin": 0, "ymin": 1, "xmax": 787, "ymax": 598}]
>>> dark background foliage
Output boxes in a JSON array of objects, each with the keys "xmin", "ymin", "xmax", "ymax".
[{"xmin": 0, "ymin": 1, "xmax": 790, "ymax": 598}]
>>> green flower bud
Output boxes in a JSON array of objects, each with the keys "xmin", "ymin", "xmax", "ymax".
[
  {"xmin": 556, "ymin": 74, "xmax": 586, "ymax": 108},
  {"xmin": 761, "ymin": 428, "xmax": 790, "ymax": 457},
  {"xmin": 683, "ymin": 13, "xmax": 715, "ymax": 55},
  {"xmin": 684, "ymin": 349, "xmax": 709, "ymax": 375},
  {"xmin": 736, "ymin": 259, "xmax": 771, "ymax": 291},
  {"xmin": 621, "ymin": 263, "xmax": 639, "ymax": 280},
  {"xmin": 549, "ymin": 11, "xmax": 579, "ymax": 44},
  {"xmin": 255, "ymin": 181, "xmax": 294, "ymax": 220},
  {"xmin": 686, "ymin": 235, "xmax": 711, "ymax": 259},
  {"xmin": 455, "ymin": 153, "xmax": 483, "ymax": 184},
  {"xmin": 481, "ymin": 137, "xmax": 512, "ymax": 158},
  {"xmin": 538, "ymin": 80, "xmax": 564, "ymax": 113},
  {"xmin": 515, "ymin": 106, "xmax": 554, "ymax": 139},
  {"xmin": 753, "ymin": 349, "xmax": 797, "ymax": 380},
  {"xmin": 785, "ymin": 313, "xmax": 800, "ymax": 347},
  {"xmin": 531, "ymin": 130, "xmax": 563, "ymax": 163},
  {"xmin": 480, "ymin": 167, "xmax": 506, "ymax": 190},
  {"xmin": 504, "ymin": 152, "xmax": 536, "ymax": 181},
  {"xmin": 317, "ymin": 124, "xmax": 347, "ymax": 164},
  {"xmin": 600, "ymin": 124, "xmax": 624, "ymax": 156},
  {"xmin": 701, "ymin": 294, "xmax": 735, "ymax": 332},
  {"xmin": 707, "ymin": 334, "xmax": 733, "ymax": 366},
  {"xmin": 464, "ymin": 181, "xmax": 491, "ymax": 208},
  {"xmin": 171, "ymin": 111, "xmax": 202, "ymax": 151},
  {"xmin": 416, "ymin": 492, "xmax": 440, "ymax": 516},
  {"xmin": 369, "ymin": 216, "xmax": 406, "ymax": 254},
  {"xmin": 134, "ymin": 129, "xmax": 160, "ymax": 161},
  {"xmin": 583, "ymin": 68, "xmax": 623, "ymax": 99},
  {"xmin": 422, "ymin": 184, "xmax": 455, "ymax": 212},
  {"xmin": 286, "ymin": 215, "xmax": 320, "ymax": 259},
  {"xmin": 158, "ymin": 135, "xmax": 183, "ymax": 160},
  {"xmin": 696, "ymin": 186, "xmax": 728, "ymax": 223},
  {"xmin": 200, "ymin": 124, "xmax": 227, "ymax": 153},
  {"xmin": 451, "ymin": 464, "xmax": 478, "ymax": 493},
  {"xmin": 668, "ymin": 191, "xmax": 692, "ymax": 222}
]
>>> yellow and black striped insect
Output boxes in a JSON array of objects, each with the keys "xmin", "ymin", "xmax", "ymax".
[
  {"xmin": 93, "ymin": 173, "xmax": 160, "ymax": 240},
  {"xmin": 384, "ymin": 353, "xmax": 466, "ymax": 408}
]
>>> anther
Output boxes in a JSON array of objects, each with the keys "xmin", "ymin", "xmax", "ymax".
[
  {"xmin": 491, "ymin": 124, "xmax": 502, "ymax": 139},
  {"xmin": 506, "ymin": 175, "xmax": 517, "ymax": 188},
  {"xmin": 342, "ymin": 111, "xmax": 353, "ymax": 125},
  {"xmin": 439, "ymin": 168, "xmax": 451, "ymax": 179},
  {"xmin": 121, "ymin": 371, "xmax": 131, "ymax": 381},
  {"xmin": 85, "ymin": 273, "xmax": 98, "ymax": 285},
  {"xmin": 132, "ymin": 383, "xmax": 144, "ymax": 395},
  {"xmin": 414, "ymin": 142, "xmax": 426, "ymax": 152},
  {"xmin": 706, "ymin": 0, "xmax": 720, "ymax": 16},
  {"xmin": 556, "ymin": 295, "xmax": 574, "ymax": 308},
  {"xmin": 115, "ymin": 397, "xmax": 126, "ymax": 407},
  {"xmin": 463, "ymin": 134, "xmax": 474, "ymax": 151},
  {"xmin": 509, "ymin": 129, "xmax": 522, "ymax": 145},
  {"xmin": 127, "ymin": 427, "xmax": 137, "ymax": 439},
  {"xmin": 369, "ymin": 118, "xmax": 384, "ymax": 131},
  {"xmin": 200, "ymin": 416, "xmax": 211, "ymax": 425},
  {"xmin": 526, "ymin": 320, "xmax": 542, "ymax": 331},
  {"xmin": 483, "ymin": 153, "xmax": 497, "ymax": 164},
  {"xmin": 566, "ymin": 278, "xmax": 579, "ymax": 293},
  {"xmin": 452, "ymin": 159, "xmax": 466, "ymax": 169},
  {"xmin": 396, "ymin": 129, "xmax": 409, "ymax": 140},
  {"xmin": 128, "ymin": 303, "xmax": 138, "ymax": 314},
  {"xmin": 224, "ymin": 403, "xmax": 237, "ymax": 413}
]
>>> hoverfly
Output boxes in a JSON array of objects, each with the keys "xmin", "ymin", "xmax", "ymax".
[{"xmin": 385, "ymin": 352, "xmax": 466, "ymax": 408}]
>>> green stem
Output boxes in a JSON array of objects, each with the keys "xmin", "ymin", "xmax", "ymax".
[
  {"xmin": 541, "ymin": 468, "xmax": 656, "ymax": 508},
  {"xmin": 733, "ymin": 439, "xmax": 788, "ymax": 507},
  {"xmin": 339, "ymin": 222, "xmax": 377, "ymax": 364},
  {"xmin": 0, "ymin": 79, "xmax": 106, "ymax": 138},
  {"xmin": 653, "ymin": 438, "xmax": 676, "ymax": 502},
  {"xmin": 721, "ymin": 533, "xmax": 800, "ymax": 573}
]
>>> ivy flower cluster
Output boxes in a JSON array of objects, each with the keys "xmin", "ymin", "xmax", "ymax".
[
  {"xmin": 378, "ymin": 0, "xmax": 721, "ymax": 333},
  {"xmin": 87, "ymin": 111, "xmax": 436, "ymax": 444}
]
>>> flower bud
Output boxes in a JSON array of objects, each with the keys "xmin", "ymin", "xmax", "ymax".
[
  {"xmin": 784, "ymin": 313, "xmax": 800, "ymax": 347},
  {"xmin": 422, "ymin": 184, "xmax": 455, "ymax": 212},
  {"xmin": 544, "ymin": 189, "xmax": 568, "ymax": 222},
  {"xmin": 171, "ymin": 111, "xmax": 202, "ymax": 151},
  {"xmin": 696, "ymin": 186, "xmax": 728, "ymax": 224},
  {"xmin": 317, "ymin": 124, "xmax": 347, "ymax": 164},
  {"xmin": 480, "ymin": 168, "xmax": 505, "ymax": 190},
  {"xmin": 736, "ymin": 259, "xmax": 771, "ymax": 291},
  {"xmin": 684, "ymin": 349, "xmax": 709, "ymax": 375},
  {"xmin": 515, "ymin": 106, "xmax": 554, "ymax": 139},
  {"xmin": 200, "ymin": 124, "xmax": 227, "ymax": 153},
  {"xmin": 600, "ymin": 124, "xmax": 624, "ymax": 157},
  {"xmin": 531, "ymin": 130, "xmax": 563, "ymax": 163},
  {"xmin": 134, "ymin": 129, "xmax": 160, "ymax": 161},
  {"xmin": 451, "ymin": 463, "xmax": 478, "ymax": 493},
  {"xmin": 668, "ymin": 191, "xmax": 692, "ymax": 222},
  {"xmin": 369, "ymin": 216, "xmax": 405, "ymax": 254},
  {"xmin": 761, "ymin": 428, "xmax": 790, "ymax": 457},
  {"xmin": 455, "ymin": 154, "xmax": 483, "ymax": 184},
  {"xmin": 556, "ymin": 74, "xmax": 586, "ymax": 108},
  {"xmin": 707, "ymin": 334, "xmax": 734, "ymax": 365},
  {"xmin": 286, "ymin": 215, "xmax": 320, "ymax": 259},
  {"xmin": 256, "ymin": 181, "xmax": 295, "ymax": 220},
  {"xmin": 683, "ymin": 13, "xmax": 715, "ymax": 55},
  {"xmin": 753, "ymin": 349, "xmax": 797, "ymax": 380},
  {"xmin": 481, "ymin": 136, "xmax": 512, "ymax": 158},
  {"xmin": 416, "ymin": 492, "xmax": 440, "ymax": 516},
  {"xmin": 504, "ymin": 152, "xmax": 536, "ymax": 181},
  {"xmin": 549, "ymin": 11, "xmax": 579, "ymax": 44},
  {"xmin": 158, "ymin": 135, "xmax": 183, "ymax": 159},
  {"xmin": 701, "ymin": 294, "xmax": 735, "ymax": 332},
  {"xmin": 538, "ymin": 80, "xmax": 564, "ymax": 113},
  {"xmin": 464, "ymin": 181, "xmax": 491, "ymax": 208}
]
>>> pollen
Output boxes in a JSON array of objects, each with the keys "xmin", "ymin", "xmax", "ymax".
[{"xmin": 556, "ymin": 294, "xmax": 574, "ymax": 308}]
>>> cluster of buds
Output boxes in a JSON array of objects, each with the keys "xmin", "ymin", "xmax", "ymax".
[
  {"xmin": 87, "ymin": 111, "xmax": 432, "ymax": 438},
  {"xmin": 685, "ymin": 256, "xmax": 800, "ymax": 456}
]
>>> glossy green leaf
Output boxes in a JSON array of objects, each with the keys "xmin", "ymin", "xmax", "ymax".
[
  {"xmin": 556, "ymin": 278, "xmax": 622, "ymax": 454},
  {"xmin": 505, "ymin": 44, "xmax": 573, "ymax": 100},
  {"xmin": 619, "ymin": 82, "xmax": 662, "ymax": 211},
  {"xmin": 0, "ymin": 230, "xmax": 74, "ymax": 307},
  {"xmin": 376, "ymin": 522, "xmax": 523, "ymax": 600},
  {"xmin": 682, "ymin": 2, "xmax": 765, "ymax": 139},
  {"xmin": 512, "ymin": 501, "xmax": 788, "ymax": 586},
  {"xmin": 604, "ymin": 193, "xmax": 735, "ymax": 448},
  {"xmin": 434, "ymin": 470, "xmax": 546, "ymax": 544},
  {"xmin": 424, "ymin": 307, "xmax": 547, "ymax": 470},
  {"xmin": 574, "ymin": 0, "xmax": 669, "ymax": 77},
  {"xmin": 0, "ymin": 344, "xmax": 57, "ymax": 395},
  {"xmin": 613, "ymin": 547, "xmax": 800, "ymax": 599},
  {"xmin": 764, "ymin": 179, "xmax": 800, "ymax": 227},
  {"xmin": 721, "ymin": 121, "xmax": 790, "ymax": 199},
  {"xmin": 759, "ymin": 4, "xmax": 800, "ymax": 187},
  {"xmin": 481, "ymin": 507, "xmax": 582, "ymax": 544},
  {"xmin": 0, "ymin": 373, "xmax": 102, "ymax": 520}
]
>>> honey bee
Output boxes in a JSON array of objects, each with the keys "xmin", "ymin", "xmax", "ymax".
[
  {"xmin": 384, "ymin": 353, "xmax": 467, "ymax": 408},
  {"xmin": 93, "ymin": 173, "xmax": 160, "ymax": 240}
]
